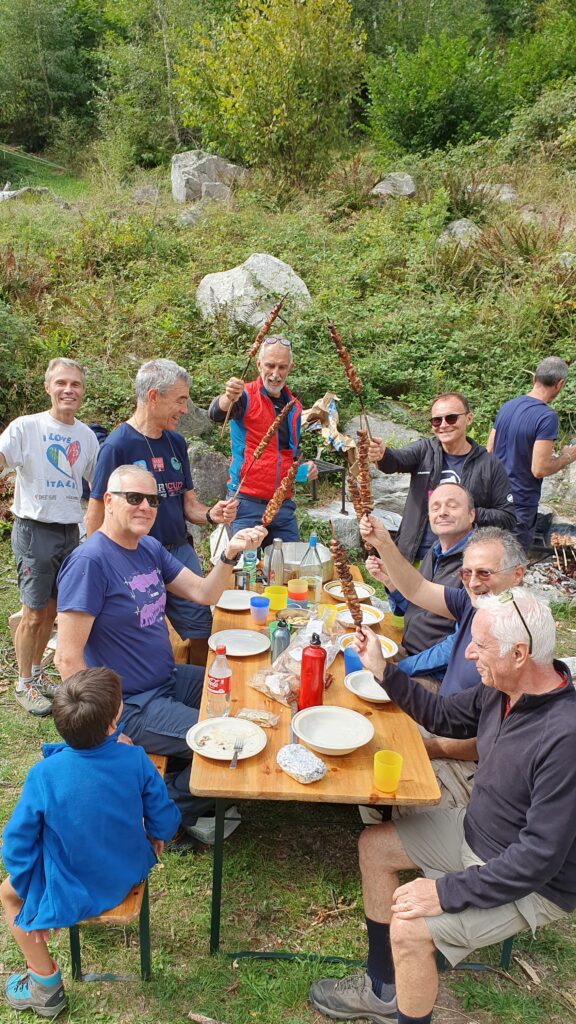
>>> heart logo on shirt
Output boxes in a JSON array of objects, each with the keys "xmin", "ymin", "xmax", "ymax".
[{"xmin": 46, "ymin": 441, "xmax": 80, "ymax": 478}]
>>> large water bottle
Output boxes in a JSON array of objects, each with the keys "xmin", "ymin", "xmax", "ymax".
[
  {"xmin": 244, "ymin": 550, "xmax": 258, "ymax": 589},
  {"xmin": 267, "ymin": 538, "xmax": 285, "ymax": 586},
  {"xmin": 298, "ymin": 533, "xmax": 323, "ymax": 606},
  {"xmin": 206, "ymin": 645, "xmax": 232, "ymax": 718}
]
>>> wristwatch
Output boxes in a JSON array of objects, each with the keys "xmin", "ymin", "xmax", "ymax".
[
  {"xmin": 205, "ymin": 507, "xmax": 215, "ymax": 526},
  {"xmin": 220, "ymin": 550, "xmax": 241, "ymax": 566}
]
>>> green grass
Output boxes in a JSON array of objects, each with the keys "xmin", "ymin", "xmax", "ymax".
[
  {"xmin": 1, "ymin": 535, "xmax": 576, "ymax": 1023},
  {"xmin": 0, "ymin": 148, "xmax": 88, "ymax": 200}
]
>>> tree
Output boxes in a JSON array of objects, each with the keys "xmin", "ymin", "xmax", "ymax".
[{"xmin": 175, "ymin": 0, "xmax": 365, "ymax": 182}]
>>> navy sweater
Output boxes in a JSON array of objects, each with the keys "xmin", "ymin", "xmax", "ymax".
[{"xmin": 381, "ymin": 661, "xmax": 576, "ymax": 913}]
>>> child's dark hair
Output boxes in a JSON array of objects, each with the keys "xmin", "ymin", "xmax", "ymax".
[{"xmin": 52, "ymin": 668, "xmax": 122, "ymax": 749}]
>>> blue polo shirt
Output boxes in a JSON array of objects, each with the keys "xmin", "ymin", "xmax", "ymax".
[{"xmin": 438, "ymin": 587, "xmax": 479, "ymax": 697}]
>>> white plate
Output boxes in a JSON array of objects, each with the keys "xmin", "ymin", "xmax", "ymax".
[
  {"xmin": 324, "ymin": 580, "xmax": 376, "ymax": 601},
  {"xmin": 186, "ymin": 717, "xmax": 267, "ymax": 760},
  {"xmin": 339, "ymin": 633, "xmax": 399, "ymax": 659},
  {"xmin": 208, "ymin": 629, "xmax": 271, "ymax": 656},
  {"xmin": 291, "ymin": 705, "xmax": 374, "ymax": 755},
  {"xmin": 216, "ymin": 589, "xmax": 258, "ymax": 611},
  {"xmin": 335, "ymin": 603, "xmax": 385, "ymax": 627},
  {"xmin": 345, "ymin": 670, "xmax": 391, "ymax": 704}
]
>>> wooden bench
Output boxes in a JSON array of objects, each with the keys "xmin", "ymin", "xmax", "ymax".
[{"xmin": 69, "ymin": 752, "xmax": 168, "ymax": 983}]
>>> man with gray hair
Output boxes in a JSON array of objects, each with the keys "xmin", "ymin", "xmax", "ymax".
[
  {"xmin": 209, "ymin": 335, "xmax": 318, "ymax": 544},
  {"xmin": 0, "ymin": 358, "xmax": 99, "ymax": 716},
  {"xmin": 310, "ymin": 591, "xmax": 576, "ymax": 1024},
  {"xmin": 487, "ymin": 356, "xmax": 576, "ymax": 551},
  {"xmin": 86, "ymin": 358, "xmax": 237, "ymax": 654}
]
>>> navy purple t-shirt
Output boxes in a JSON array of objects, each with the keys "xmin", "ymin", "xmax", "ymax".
[
  {"xmin": 438, "ymin": 587, "xmax": 479, "ymax": 697},
  {"xmin": 493, "ymin": 395, "xmax": 557, "ymax": 513},
  {"xmin": 416, "ymin": 451, "xmax": 468, "ymax": 558}
]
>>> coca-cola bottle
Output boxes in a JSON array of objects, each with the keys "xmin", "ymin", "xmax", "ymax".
[{"xmin": 206, "ymin": 645, "xmax": 232, "ymax": 718}]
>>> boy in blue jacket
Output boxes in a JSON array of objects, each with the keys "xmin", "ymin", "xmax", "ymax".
[{"xmin": 0, "ymin": 667, "xmax": 181, "ymax": 1018}]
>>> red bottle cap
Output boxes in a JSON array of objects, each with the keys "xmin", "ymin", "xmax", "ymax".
[{"xmin": 216, "ymin": 645, "xmax": 226, "ymax": 655}]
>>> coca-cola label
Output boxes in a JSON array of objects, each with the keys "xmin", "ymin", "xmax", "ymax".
[{"xmin": 208, "ymin": 672, "xmax": 231, "ymax": 695}]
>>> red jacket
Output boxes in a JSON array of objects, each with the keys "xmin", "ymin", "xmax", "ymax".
[{"xmin": 228, "ymin": 378, "xmax": 302, "ymax": 500}]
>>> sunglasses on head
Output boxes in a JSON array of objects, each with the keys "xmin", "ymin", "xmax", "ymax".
[
  {"xmin": 498, "ymin": 589, "xmax": 533, "ymax": 655},
  {"xmin": 459, "ymin": 564, "xmax": 521, "ymax": 582},
  {"xmin": 429, "ymin": 413, "xmax": 467, "ymax": 427},
  {"xmin": 110, "ymin": 491, "xmax": 162, "ymax": 508}
]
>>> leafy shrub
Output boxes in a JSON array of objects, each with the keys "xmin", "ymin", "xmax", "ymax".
[
  {"xmin": 367, "ymin": 35, "xmax": 500, "ymax": 154},
  {"xmin": 0, "ymin": 303, "xmax": 46, "ymax": 423},
  {"xmin": 498, "ymin": 10, "xmax": 576, "ymax": 111},
  {"xmin": 175, "ymin": 0, "xmax": 365, "ymax": 182},
  {"xmin": 500, "ymin": 78, "xmax": 576, "ymax": 158}
]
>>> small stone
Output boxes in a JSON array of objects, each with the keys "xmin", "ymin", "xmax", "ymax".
[{"xmin": 371, "ymin": 173, "xmax": 416, "ymax": 200}]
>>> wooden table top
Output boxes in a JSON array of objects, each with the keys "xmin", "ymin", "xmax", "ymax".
[{"xmin": 190, "ymin": 571, "xmax": 441, "ymax": 808}]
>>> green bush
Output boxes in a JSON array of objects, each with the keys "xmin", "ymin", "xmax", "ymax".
[
  {"xmin": 367, "ymin": 35, "xmax": 500, "ymax": 154},
  {"xmin": 498, "ymin": 10, "xmax": 576, "ymax": 111},
  {"xmin": 500, "ymin": 78, "xmax": 576, "ymax": 158},
  {"xmin": 175, "ymin": 0, "xmax": 365, "ymax": 182},
  {"xmin": 0, "ymin": 303, "xmax": 46, "ymax": 423}
]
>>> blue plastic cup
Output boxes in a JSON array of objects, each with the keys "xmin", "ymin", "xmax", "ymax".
[
  {"xmin": 250, "ymin": 595, "xmax": 270, "ymax": 625},
  {"xmin": 344, "ymin": 645, "xmax": 363, "ymax": 675}
]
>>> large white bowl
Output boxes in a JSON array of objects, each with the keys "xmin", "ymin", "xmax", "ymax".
[{"xmin": 291, "ymin": 705, "xmax": 374, "ymax": 756}]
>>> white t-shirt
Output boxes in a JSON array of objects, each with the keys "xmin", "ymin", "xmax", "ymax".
[{"xmin": 0, "ymin": 411, "xmax": 99, "ymax": 523}]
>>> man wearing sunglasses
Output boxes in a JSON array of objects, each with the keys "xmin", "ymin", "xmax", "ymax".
[
  {"xmin": 487, "ymin": 356, "xmax": 576, "ymax": 552},
  {"xmin": 86, "ymin": 359, "xmax": 238, "ymax": 660},
  {"xmin": 209, "ymin": 335, "xmax": 318, "ymax": 544},
  {"xmin": 55, "ymin": 464, "xmax": 267, "ymax": 845},
  {"xmin": 311, "ymin": 592, "xmax": 575, "ymax": 1024},
  {"xmin": 367, "ymin": 392, "xmax": 515, "ymax": 563}
]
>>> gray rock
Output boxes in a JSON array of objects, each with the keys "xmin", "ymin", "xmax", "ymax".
[
  {"xmin": 133, "ymin": 185, "xmax": 159, "ymax": 205},
  {"xmin": 201, "ymin": 181, "xmax": 232, "ymax": 201},
  {"xmin": 187, "ymin": 440, "xmax": 230, "ymax": 504},
  {"xmin": 171, "ymin": 150, "xmax": 248, "ymax": 203},
  {"xmin": 557, "ymin": 251, "xmax": 576, "ymax": 269},
  {"xmin": 467, "ymin": 182, "xmax": 517, "ymax": 203},
  {"xmin": 179, "ymin": 404, "xmax": 213, "ymax": 439},
  {"xmin": 176, "ymin": 203, "xmax": 210, "ymax": 227},
  {"xmin": 541, "ymin": 462, "xmax": 576, "ymax": 506},
  {"xmin": 305, "ymin": 501, "xmax": 360, "ymax": 549},
  {"xmin": 371, "ymin": 173, "xmax": 416, "ymax": 200},
  {"xmin": 343, "ymin": 414, "xmax": 422, "ymax": 448},
  {"xmin": 437, "ymin": 218, "xmax": 482, "ymax": 248},
  {"xmin": 196, "ymin": 252, "xmax": 311, "ymax": 327},
  {"xmin": 371, "ymin": 473, "xmax": 410, "ymax": 515}
]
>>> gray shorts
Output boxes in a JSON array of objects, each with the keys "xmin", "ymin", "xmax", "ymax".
[
  {"xmin": 11, "ymin": 517, "xmax": 80, "ymax": 609},
  {"xmin": 395, "ymin": 807, "xmax": 567, "ymax": 966}
]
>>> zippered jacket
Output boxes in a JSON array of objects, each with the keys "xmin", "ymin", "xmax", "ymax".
[
  {"xmin": 381, "ymin": 660, "xmax": 576, "ymax": 913},
  {"xmin": 378, "ymin": 437, "xmax": 515, "ymax": 562}
]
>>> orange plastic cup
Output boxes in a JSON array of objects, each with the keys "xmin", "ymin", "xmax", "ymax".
[
  {"xmin": 287, "ymin": 578, "xmax": 308, "ymax": 600},
  {"xmin": 374, "ymin": 750, "xmax": 403, "ymax": 793}
]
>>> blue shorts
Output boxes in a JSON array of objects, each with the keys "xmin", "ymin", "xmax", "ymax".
[
  {"xmin": 231, "ymin": 496, "xmax": 300, "ymax": 547},
  {"xmin": 164, "ymin": 541, "xmax": 213, "ymax": 640}
]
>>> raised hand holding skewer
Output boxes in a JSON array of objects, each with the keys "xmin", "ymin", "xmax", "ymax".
[{"xmin": 220, "ymin": 296, "xmax": 286, "ymax": 437}]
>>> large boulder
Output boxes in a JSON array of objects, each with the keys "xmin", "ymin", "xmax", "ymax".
[
  {"xmin": 187, "ymin": 440, "xmax": 230, "ymax": 504},
  {"xmin": 371, "ymin": 173, "xmax": 416, "ymax": 200},
  {"xmin": 196, "ymin": 253, "xmax": 311, "ymax": 327},
  {"xmin": 178, "ymin": 404, "xmax": 213, "ymax": 439},
  {"xmin": 171, "ymin": 150, "xmax": 248, "ymax": 204}
]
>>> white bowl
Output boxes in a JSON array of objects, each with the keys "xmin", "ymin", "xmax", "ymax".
[
  {"xmin": 291, "ymin": 705, "xmax": 374, "ymax": 756},
  {"xmin": 339, "ymin": 633, "xmax": 399, "ymax": 659},
  {"xmin": 344, "ymin": 670, "xmax": 391, "ymax": 704}
]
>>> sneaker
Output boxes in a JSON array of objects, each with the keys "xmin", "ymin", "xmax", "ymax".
[
  {"xmin": 309, "ymin": 972, "xmax": 397, "ymax": 1023},
  {"xmin": 5, "ymin": 965, "xmax": 66, "ymax": 1018},
  {"xmin": 358, "ymin": 805, "xmax": 388, "ymax": 825},
  {"xmin": 34, "ymin": 676, "xmax": 60, "ymax": 700},
  {"xmin": 186, "ymin": 805, "xmax": 241, "ymax": 844},
  {"xmin": 15, "ymin": 686, "xmax": 52, "ymax": 718}
]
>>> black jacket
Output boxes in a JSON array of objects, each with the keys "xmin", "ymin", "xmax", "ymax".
[
  {"xmin": 402, "ymin": 539, "xmax": 465, "ymax": 655},
  {"xmin": 378, "ymin": 437, "xmax": 515, "ymax": 562},
  {"xmin": 382, "ymin": 660, "xmax": 576, "ymax": 913}
]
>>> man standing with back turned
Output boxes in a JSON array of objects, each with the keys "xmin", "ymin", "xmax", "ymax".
[{"xmin": 487, "ymin": 356, "xmax": 576, "ymax": 552}]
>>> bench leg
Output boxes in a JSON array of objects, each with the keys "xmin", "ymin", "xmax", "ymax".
[
  {"xmin": 139, "ymin": 880, "xmax": 151, "ymax": 981},
  {"xmin": 69, "ymin": 925, "xmax": 82, "ymax": 981},
  {"xmin": 500, "ymin": 936, "xmax": 514, "ymax": 969}
]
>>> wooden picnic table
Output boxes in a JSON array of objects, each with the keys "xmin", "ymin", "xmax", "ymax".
[{"xmin": 190, "ymin": 566, "xmax": 441, "ymax": 957}]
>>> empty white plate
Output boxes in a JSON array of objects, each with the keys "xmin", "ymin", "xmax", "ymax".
[
  {"xmin": 208, "ymin": 629, "xmax": 271, "ymax": 657},
  {"xmin": 216, "ymin": 589, "xmax": 257, "ymax": 611},
  {"xmin": 186, "ymin": 717, "xmax": 267, "ymax": 760},
  {"xmin": 345, "ymin": 670, "xmax": 391, "ymax": 704}
]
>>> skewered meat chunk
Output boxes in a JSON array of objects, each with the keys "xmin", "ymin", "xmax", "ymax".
[
  {"xmin": 262, "ymin": 458, "xmax": 302, "ymax": 526},
  {"xmin": 330, "ymin": 537, "xmax": 363, "ymax": 628},
  {"xmin": 328, "ymin": 320, "xmax": 363, "ymax": 395},
  {"xmin": 347, "ymin": 475, "xmax": 364, "ymax": 519},
  {"xmin": 356, "ymin": 429, "xmax": 373, "ymax": 516},
  {"xmin": 250, "ymin": 296, "xmax": 286, "ymax": 356}
]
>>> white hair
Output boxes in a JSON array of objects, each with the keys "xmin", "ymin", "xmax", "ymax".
[
  {"xmin": 475, "ymin": 588, "xmax": 556, "ymax": 664},
  {"xmin": 135, "ymin": 359, "xmax": 190, "ymax": 401},
  {"xmin": 106, "ymin": 464, "xmax": 157, "ymax": 492},
  {"xmin": 257, "ymin": 334, "xmax": 292, "ymax": 360}
]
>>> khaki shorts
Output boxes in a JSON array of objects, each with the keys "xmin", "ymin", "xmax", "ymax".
[{"xmin": 395, "ymin": 807, "xmax": 567, "ymax": 966}]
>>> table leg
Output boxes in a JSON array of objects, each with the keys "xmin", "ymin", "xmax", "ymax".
[
  {"xmin": 340, "ymin": 467, "xmax": 348, "ymax": 515},
  {"xmin": 209, "ymin": 799, "xmax": 226, "ymax": 954}
]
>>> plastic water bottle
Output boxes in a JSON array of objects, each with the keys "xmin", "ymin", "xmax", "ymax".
[
  {"xmin": 244, "ymin": 550, "xmax": 258, "ymax": 589},
  {"xmin": 298, "ymin": 533, "xmax": 323, "ymax": 606},
  {"xmin": 267, "ymin": 538, "xmax": 285, "ymax": 586},
  {"xmin": 206, "ymin": 645, "xmax": 232, "ymax": 718}
]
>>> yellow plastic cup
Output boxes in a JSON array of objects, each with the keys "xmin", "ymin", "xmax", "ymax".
[
  {"xmin": 374, "ymin": 750, "xmax": 403, "ymax": 793},
  {"xmin": 264, "ymin": 585, "xmax": 288, "ymax": 611}
]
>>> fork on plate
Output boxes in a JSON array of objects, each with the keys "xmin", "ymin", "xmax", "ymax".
[{"xmin": 229, "ymin": 736, "xmax": 245, "ymax": 769}]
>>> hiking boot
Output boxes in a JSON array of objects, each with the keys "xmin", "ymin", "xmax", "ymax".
[
  {"xmin": 186, "ymin": 805, "xmax": 241, "ymax": 844},
  {"xmin": 309, "ymin": 972, "xmax": 397, "ymax": 1023},
  {"xmin": 15, "ymin": 686, "xmax": 52, "ymax": 717},
  {"xmin": 5, "ymin": 965, "xmax": 66, "ymax": 1018},
  {"xmin": 34, "ymin": 676, "xmax": 60, "ymax": 700}
]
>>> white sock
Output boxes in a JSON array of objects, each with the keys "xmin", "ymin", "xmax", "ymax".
[
  {"xmin": 32, "ymin": 664, "xmax": 43, "ymax": 678},
  {"xmin": 17, "ymin": 676, "xmax": 33, "ymax": 692}
]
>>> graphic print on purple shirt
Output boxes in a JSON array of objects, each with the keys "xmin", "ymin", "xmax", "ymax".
[
  {"xmin": 417, "ymin": 452, "xmax": 468, "ymax": 559},
  {"xmin": 57, "ymin": 532, "xmax": 183, "ymax": 696}
]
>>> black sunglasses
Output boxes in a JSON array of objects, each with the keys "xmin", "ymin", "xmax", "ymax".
[
  {"xmin": 429, "ymin": 413, "xmax": 467, "ymax": 427},
  {"xmin": 110, "ymin": 491, "xmax": 162, "ymax": 508}
]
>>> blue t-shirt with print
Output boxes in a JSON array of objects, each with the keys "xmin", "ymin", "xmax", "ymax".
[
  {"xmin": 493, "ymin": 395, "xmax": 558, "ymax": 512},
  {"xmin": 416, "ymin": 452, "xmax": 468, "ymax": 559},
  {"xmin": 57, "ymin": 533, "xmax": 183, "ymax": 696},
  {"xmin": 438, "ymin": 587, "xmax": 479, "ymax": 697},
  {"xmin": 90, "ymin": 423, "xmax": 193, "ymax": 546}
]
